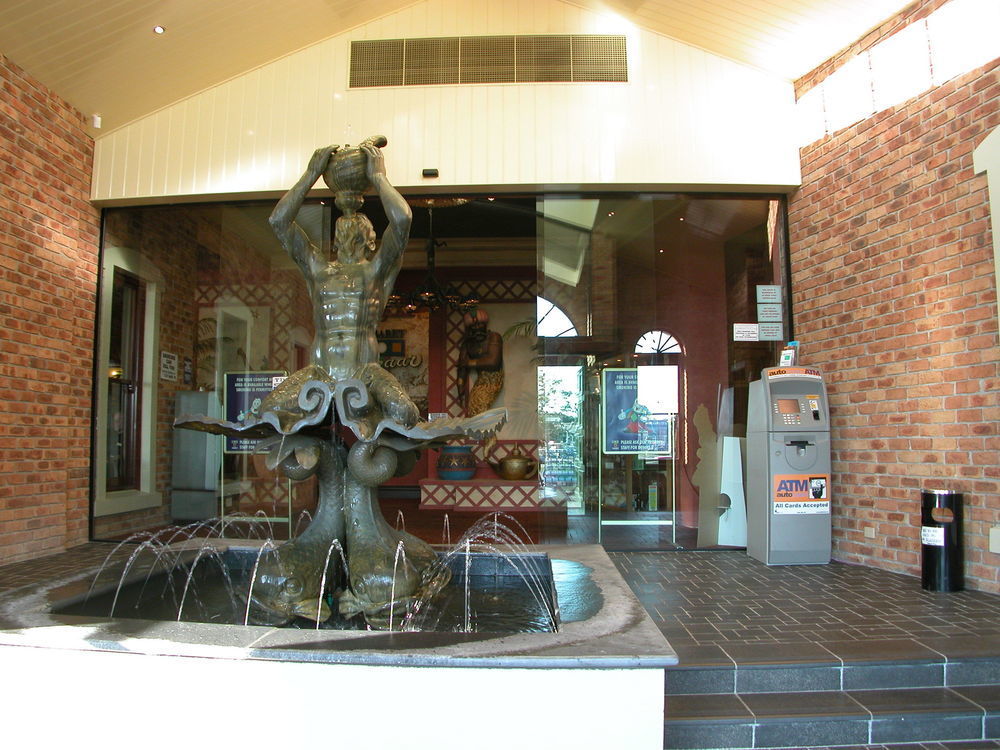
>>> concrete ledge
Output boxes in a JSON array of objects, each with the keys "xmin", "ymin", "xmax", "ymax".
[{"xmin": 0, "ymin": 543, "xmax": 675, "ymax": 749}]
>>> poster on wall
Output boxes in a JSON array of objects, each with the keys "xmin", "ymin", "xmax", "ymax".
[
  {"xmin": 601, "ymin": 368, "xmax": 672, "ymax": 454},
  {"xmin": 159, "ymin": 351, "xmax": 178, "ymax": 382},
  {"xmin": 377, "ymin": 312, "xmax": 429, "ymax": 415},
  {"xmin": 223, "ymin": 371, "xmax": 287, "ymax": 453}
]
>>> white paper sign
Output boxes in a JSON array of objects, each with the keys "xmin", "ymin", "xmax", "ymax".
[
  {"xmin": 733, "ymin": 323, "xmax": 759, "ymax": 342},
  {"xmin": 159, "ymin": 351, "xmax": 178, "ymax": 382},
  {"xmin": 921, "ymin": 526, "xmax": 945, "ymax": 546}
]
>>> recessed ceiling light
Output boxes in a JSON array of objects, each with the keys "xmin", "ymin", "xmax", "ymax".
[{"xmin": 153, "ymin": 25, "xmax": 166, "ymax": 34}]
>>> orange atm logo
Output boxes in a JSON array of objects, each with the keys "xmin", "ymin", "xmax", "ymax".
[
  {"xmin": 773, "ymin": 473, "xmax": 831, "ymax": 515},
  {"xmin": 776, "ymin": 478, "xmax": 812, "ymax": 493}
]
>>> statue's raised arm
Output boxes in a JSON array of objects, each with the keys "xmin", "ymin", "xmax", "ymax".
[
  {"xmin": 362, "ymin": 142, "xmax": 412, "ymax": 288},
  {"xmin": 269, "ymin": 145, "xmax": 339, "ymax": 276}
]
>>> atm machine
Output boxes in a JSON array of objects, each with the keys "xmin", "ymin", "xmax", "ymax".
[{"xmin": 746, "ymin": 367, "xmax": 831, "ymax": 564}]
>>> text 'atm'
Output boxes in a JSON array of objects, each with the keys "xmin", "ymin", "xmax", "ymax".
[{"xmin": 747, "ymin": 367, "xmax": 831, "ymax": 565}]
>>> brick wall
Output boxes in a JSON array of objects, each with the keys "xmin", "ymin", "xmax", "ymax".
[
  {"xmin": 0, "ymin": 55, "xmax": 100, "ymax": 563},
  {"xmin": 788, "ymin": 5, "xmax": 999, "ymax": 591}
]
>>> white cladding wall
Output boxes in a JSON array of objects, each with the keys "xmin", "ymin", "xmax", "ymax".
[{"xmin": 91, "ymin": 0, "xmax": 801, "ymax": 203}]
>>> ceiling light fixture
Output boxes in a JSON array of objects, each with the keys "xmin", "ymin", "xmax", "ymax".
[
  {"xmin": 153, "ymin": 25, "xmax": 166, "ymax": 34},
  {"xmin": 385, "ymin": 200, "xmax": 479, "ymax": 316}
]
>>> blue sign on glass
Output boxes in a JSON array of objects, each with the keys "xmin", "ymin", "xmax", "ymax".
[
  {"xmin": 601, "ymin": 368, "xmax": 672, "ymax": 455},
  {"xmin": 223, "ymin": 371, "xmax": 286, "ymax": 453}
]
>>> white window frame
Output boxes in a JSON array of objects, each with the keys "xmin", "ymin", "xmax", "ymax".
[{"xmin": 93, "ymin": 246, "xmax": 163, "ymax": 517}]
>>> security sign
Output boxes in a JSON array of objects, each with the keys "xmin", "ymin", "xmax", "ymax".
[{"xmin": 773, "ymin": 473, "xmax": 830, "ymax": 514}]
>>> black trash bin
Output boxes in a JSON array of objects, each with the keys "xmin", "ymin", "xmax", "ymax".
[{"xmin": 920, "ymin": 489, "xmax": 963, "ymax": 592}]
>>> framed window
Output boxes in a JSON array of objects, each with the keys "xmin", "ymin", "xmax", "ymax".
[
  {"xmin": 93, "ymin": 245, "xmax": 163, "ymax": 517},
  {"xmin": 537, "ymin": 296, "xmax": 578, "ymax": 337},
  {"xmin": 105, "ymin": 270, "xmax": 145, "ymax": 491},
  {"xmin": 635, "ymin": 330, "xmax": 682, "ymax": 354}
]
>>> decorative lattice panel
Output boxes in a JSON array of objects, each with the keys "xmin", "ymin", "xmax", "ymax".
[
  {"xmin": 195, "ymin": 277, "xmax": 297, "ymax": 371},
  {"xmin": 195, "ymin": 278, "xmax": 300, "ymax": 511},
  {"xmin": 420, "ymin": 479, "xmax": 561, "ymax": 512}
]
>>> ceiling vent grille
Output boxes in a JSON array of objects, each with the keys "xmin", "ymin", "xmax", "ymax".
[{"xmin": 349, "ymin": 35, "xmax": 627, "ymax": 88}]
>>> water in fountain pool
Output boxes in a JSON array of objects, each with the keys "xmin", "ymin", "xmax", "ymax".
[{"xmin": 52, "ymin": 514, "xmax": 600, "ymax": 634}]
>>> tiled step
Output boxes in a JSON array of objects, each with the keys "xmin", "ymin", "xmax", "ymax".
[
  {"xmin": 663, "ymin": 636, "xmax": 1000, "ymax": 749},
  {"xmin": 665, "ymin": 636, "xmax": 1000, "ymax": 695},
  {"xmin": 663, "ymin": 686, "xmax": 1000, "ymax": 750}
]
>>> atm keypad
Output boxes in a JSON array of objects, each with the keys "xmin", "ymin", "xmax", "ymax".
[{"xmin": 773, "ymin": 401, "xmax": 804, "ymax": 425}]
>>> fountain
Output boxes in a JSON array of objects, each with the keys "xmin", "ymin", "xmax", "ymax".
[
  {"xmin": 50, "ymin": 513, "xmax": 568, "ymax": 635},
  {"xmin": 173, "ymin": 136, "xmax": 511, "ymax": 629},
  {"xmin": 0, "ymin": 137, "xmax": 676, "ymax": 749}
]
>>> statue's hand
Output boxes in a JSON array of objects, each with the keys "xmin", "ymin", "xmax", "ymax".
[
  {"xmin": 308, "ymin": 145, "xmax": 338, "ymax": 175},
  {"xmin": 362, "ymin": 143, "xmax": 386, "ymax": 181}
]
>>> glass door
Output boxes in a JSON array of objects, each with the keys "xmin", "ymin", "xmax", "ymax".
[
  {"xmin": 597, "ymin": 364, "xmax": 679, "ymax": 549},
  {"xmin": 537, "ymin": 364, "xmax": 585, "ymax": 514}
]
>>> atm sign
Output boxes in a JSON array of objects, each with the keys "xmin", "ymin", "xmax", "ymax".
[
  {"xmin": 768, "ymin": 368, "xmax": 822, "ymax": 380},
  {"xmin": 773, "ymin": 473, "xmax": 830, "ymax": 515}
]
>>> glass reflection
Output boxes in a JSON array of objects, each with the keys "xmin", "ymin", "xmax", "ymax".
[{"xmin": 91, "ymin": 193, "xmax": 786, "ymax": 550}]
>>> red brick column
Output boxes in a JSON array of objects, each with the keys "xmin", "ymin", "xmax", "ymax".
[{"xmin": 0, "ymin": 55, "xmax": 100, "ymax": 563}]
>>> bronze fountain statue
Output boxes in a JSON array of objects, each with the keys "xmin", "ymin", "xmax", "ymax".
[{"xmin": 175, "ymin": 136, "xmax": 506, "ymax": 629}]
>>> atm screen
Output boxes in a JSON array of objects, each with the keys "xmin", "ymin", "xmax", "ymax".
[{"xmin": 777, "ymin": 398, "xmax": 800, "ymax": 414}]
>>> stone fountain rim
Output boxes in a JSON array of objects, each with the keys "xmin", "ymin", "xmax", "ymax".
[{"xmin": 0, "ymin": 543, "xmax": 676, "ymax": 671}]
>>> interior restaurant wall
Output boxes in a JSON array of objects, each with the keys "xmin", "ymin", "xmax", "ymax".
[
  {"xmin": 0, "ymin": 55, "xmax": 100, "ymax": 564},
  {"xmin": 89, "ymin": 0, "xmax": 801, "ymax": 205},
  {"xmin": 787, "ymin": 0, "xmax": 999, "ymax": 592}
]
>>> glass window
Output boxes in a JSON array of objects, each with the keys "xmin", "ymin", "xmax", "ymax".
[
  {"xmin": 91, "ymin": 193, "xmax": 787, "ymax": 553},
  {"xmin": 635, "ymin": 330, "xmax": 681, "ymax": 354},
  {"xmin": 538, "ymin": 194, "xmax": 787, "ymax": 550},
  {"xmin": 537, "ymin": 297, "xmax": 578, "ymax": 337},
  {"xmin": 106, "ymin": 270, "xmax": 145, "ymax": 492}
]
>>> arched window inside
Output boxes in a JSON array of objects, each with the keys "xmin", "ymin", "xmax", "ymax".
[
  {"xmin": 537, "ymin": 296, "xmax": 578, "ymax": 337},
  {"xmin": 635, "ymin": 330, "xmax": 682, "ymax": 354}
]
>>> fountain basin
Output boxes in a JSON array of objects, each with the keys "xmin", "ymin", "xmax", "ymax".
[
  {"xmin": 52, "ymin": 545, "xmax": 568, "ymax": 633},
  {"xmin": 0, "ymin": 544, "xmax": 674, "ymax": 749}
]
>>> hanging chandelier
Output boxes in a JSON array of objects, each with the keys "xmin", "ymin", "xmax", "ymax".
[{"xmin": 386, "ymin": 200, "xmax": 480, "ymax": 314}]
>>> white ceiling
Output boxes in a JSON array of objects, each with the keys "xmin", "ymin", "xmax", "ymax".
[{"xmin": 0, "ymin": 0, "xmax": 914, "ymax": 134}]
